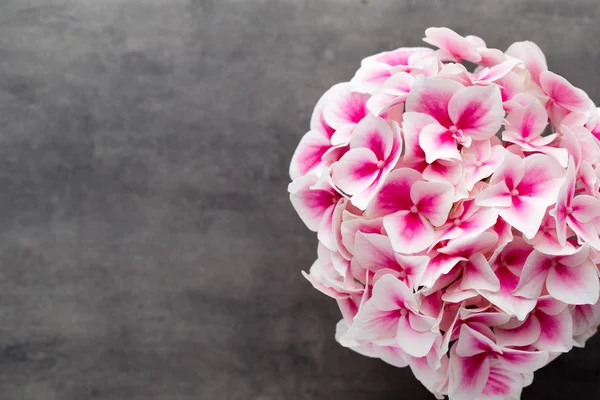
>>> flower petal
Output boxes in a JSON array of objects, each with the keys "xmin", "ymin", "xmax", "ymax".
[
  {"xmin": 480, "ymin": 360, "xmax": 527, "ymax": 399},
  {"xmin": 406, "ymin": 76, "xmax": 464, "ymax": 127},
  {"xmin": 455, "ymin": 207, "xmax": 499, "ymax": 240},
  {"xmin": 479, "ymin": 264, "xmax": 536, "ymax": 321},
  {"xmin": 395, "ymin": 253, "xmax": 430, "ymax": 289},
  {"xmin": 571, "ymin": 195, "xmax": 600, "ymax": 223},
  {"xmin": 397, "ymin": 314, "xmax": 438, "ymax": 357},
  {"xmin": 384, "ymin": 210, "xmax": 435, "ymax": 254},
  {"xmin": 448, "ymin": 85, "xmax": 504, "ymax": 140},
  {"xmin": 448, "ymin": 350, "xmax": 489, "ymax": 400},
  {"xmin": 331, "ymin": 148, "xmax": 380, "ymax": 195},
  {"xmin": 497, "ymin": 196, "xmax": 548, "ymax": 239},
  {"xmin": 461, "ymin": 253, "xmax": 501, "ymax": 292},
  {"xmin": 371, "ymin": 274, "xmax": 415, "ymax": 311},
  {"xmin": 288, "ymin": 174, "xmax": 337, "ymax": 231},
  {"xmin": 345, "ymin": 301, "xmax": 399, "ymax": 342},
  {"xmin": 323, "ymin": 85, "xmax": 369, "ymax": 129},
  {"xmin": 365, "ymin": 168, "xmax": 421, "ymax": 217},
  {"xmin": 351, "ymin": 62, "xmax": 392, "ymax": 94},
  {"xmin": 518, "ymin": 154, "xmax": 565, "ymax": 200},
  {"xmin": 540, "ymin": 70, "xmax": 590, "ymax": 112},
  {"xmin": 419, "ymin": 123, "xmax": 461, "ymax": 163},
  {"xmin": 339, "ymin": 215, "xmax": 383, "ymax": 257},
  {"xmin": 456, "ymin": 325, "xmax": 501, "ymax": 357},
  {"xmin": 503, "ymin": 97, "xmax": 548, "ymax": 142},
  {"xmin": 423, "ymin": 27, "xmax": 482, "ymax": 63},
  {"xmin": 477, "ymin": 57, "xmax": 522, "ymax": 82},
  {"xmin": 464, "ymin": 144, "xmax": 507, "ymax": 190},
  {"xmin": 402, "ymin": 112, "xmax": 438, "ymax": 163},
  {"xmin": 505, "ymin": 41, "xmax": 548, "ymax": 85},
  {"xmin": 496, "ymin": 348, "xmax": 549, "ymax": 373},
  {"xmin": 317, "ymin": 201, "xmax": 338, "ymax": 250},
  {"xmin": 533, "ymin": 308, "xmax": 573, "ymax": 352},
  {"xmin": 495, "ymin": 315, "xmax": 541, "ymax": 347},
  {"xmin": 289, "ymin": 130, "xmax": 331, "ymax": 179},
  {"xmin": 513, "ymin": 250, "xmax": 551, "ymax": 299},
  {"xmin": 546, "ymin": 259, "xmax": 600, "ymax": 305},
  {"xmin": 363, "ymin": 47, "xmax": 435, "ymax": 67},
  {"xmin": 421, "ymin": 253, "xmax": 465, "ymax": 288},
  {"xmin": 488, "ymin": 151, "xmax": 525, "ymax": 189},
  {"xmin": 349, "ymin": 114, "xmax": 395, "ymax": 161},
  {"xmin": 353, "ymin": 232, "xmax": 397, "ymax": 273},
  {"xmin": 475, "ymin": 181, "xmax": 512, "ymax": 208},
  {"xmin": 568, "ymin": 217, "xmax": 600, "ymax": 251},
  {"xmin": 310, "ymin": 84, "xmax": 339, "ymax": 138},
  {"xmin": 410, "ymin": 180, "xmax": 455, "ymax": 227}
]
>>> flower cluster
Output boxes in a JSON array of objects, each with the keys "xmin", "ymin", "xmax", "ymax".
[{"xmin": 288, "ymin": 27, "xmax": 600, "ymax": 399}]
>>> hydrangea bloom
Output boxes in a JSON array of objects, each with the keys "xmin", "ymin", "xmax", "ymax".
[{"xmin": 289, "ymin": 27, "xmax": 600, "ymax": 400}]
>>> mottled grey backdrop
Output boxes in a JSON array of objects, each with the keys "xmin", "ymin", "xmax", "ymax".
[{"xmin": 0, "ymin": 0, "xmax": 598, "ymax": 399}]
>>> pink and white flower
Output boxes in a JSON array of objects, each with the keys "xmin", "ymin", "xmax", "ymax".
[
  {"xmin": 352, "ymin": 47, "xmax": 436, "ymax": 94},
  {"xmin": 461, "ymin": 138, "xmax": 507, "ymax": 191},
  {"xmin": 366, "ymin": 168, "xmax": 454, "ymax": 254},
  {"xmin": 289, "ymin": 27, "xmax": 600, "ymax": 400},
  {"xmin": 448, "ymin": 324, "xmax": 548, "ymax": 400},
  {"xmin": 476, "ymin": 152, "xmax": 565, "ymax": 238},
  {"xmin": 405, "ymin": 77, "xmax": 504, "ymax": 163},
  {"xmin": 514, "ymin": 244, "xmax": 599, "ymax": 305},
  {"xmin": 344, "ymin": 274, "xmax": 440, "ymax": 357},
  {"xmin": 502, "ymin": 96, "xmax": 568, "ymax": 166},
  {"xmin": 323, "ymin": 83, "xmax": 370, "ymax": 145},
  {"xmin": 331, "ymin": 115, "xmax": 402, "ymax": 209},
  {"xmin": 550, "ymin": 157, "xmax": 600, "ymax": 249},
  {"xmin": 288, "ymin": 173, "xmax": 344, "ymax": 250}
]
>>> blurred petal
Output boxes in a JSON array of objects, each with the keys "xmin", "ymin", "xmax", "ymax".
[
  {"xmin": 495, "ymin": 315, "xmax": 541, "ymax": 347},
  {"xmin": 496, "ymin": 348, "xmax": 549, "ymax": 373},
  {"xmin": 424, "ymin": 27, "xmax": 482, "ymax": 63}
]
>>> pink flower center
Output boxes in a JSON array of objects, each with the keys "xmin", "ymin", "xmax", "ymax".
[
  {"xmin": 523, "ymin": 137, "xmax": 532, "ymax": 144},
  {"xmin": 474, "ymin": 160, "xmax": 483, "ymax": 167},
  {"xmin": 549, "ymin": 259, "xmax": 558, "ymax": 268},
  {"xmin": 398, "ymin": 270, "xmax": 407, "ymax": 279},
  {"xmin": 410, "ymin": 206, "xmax": 419, "ymax": 214},
  {"xmin": 453, "ymin": 219, "xmax": 461, "ymax": 226},
  {"xmin": 449, "ymin": 125, "xmax": 468, "ymax": 145},
  {"xmin": 332, "ymin": 197, "xmax": 338, "ymax": 204},
  {"xmin": 400, "ymin": 309, "xmax": 408, "ymax": 316},
  {"xmin": 510, "ymin": 189, "xmax": 519, "ymax": 197},
  {"xmin": 376, "ymin": 160, "xmax": 385, "ymax": 169},
  {"xmin": 566, "ymin": 206, "xmax": 573, "ymax": 214}
]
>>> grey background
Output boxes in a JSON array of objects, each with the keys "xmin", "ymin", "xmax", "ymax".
[{"xmin": 0, "ymin": 0, "xmax": 598, "ymax": 399}]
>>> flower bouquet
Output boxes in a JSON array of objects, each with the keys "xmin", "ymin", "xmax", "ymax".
[{"xmin": 288, "ymin": 27, "xmax": 600, "ymax": 399}]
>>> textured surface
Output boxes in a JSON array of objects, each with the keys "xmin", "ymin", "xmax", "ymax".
[{"xmin": 0, "ymin": 0, "xmax": 599, "ymax": 399}]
